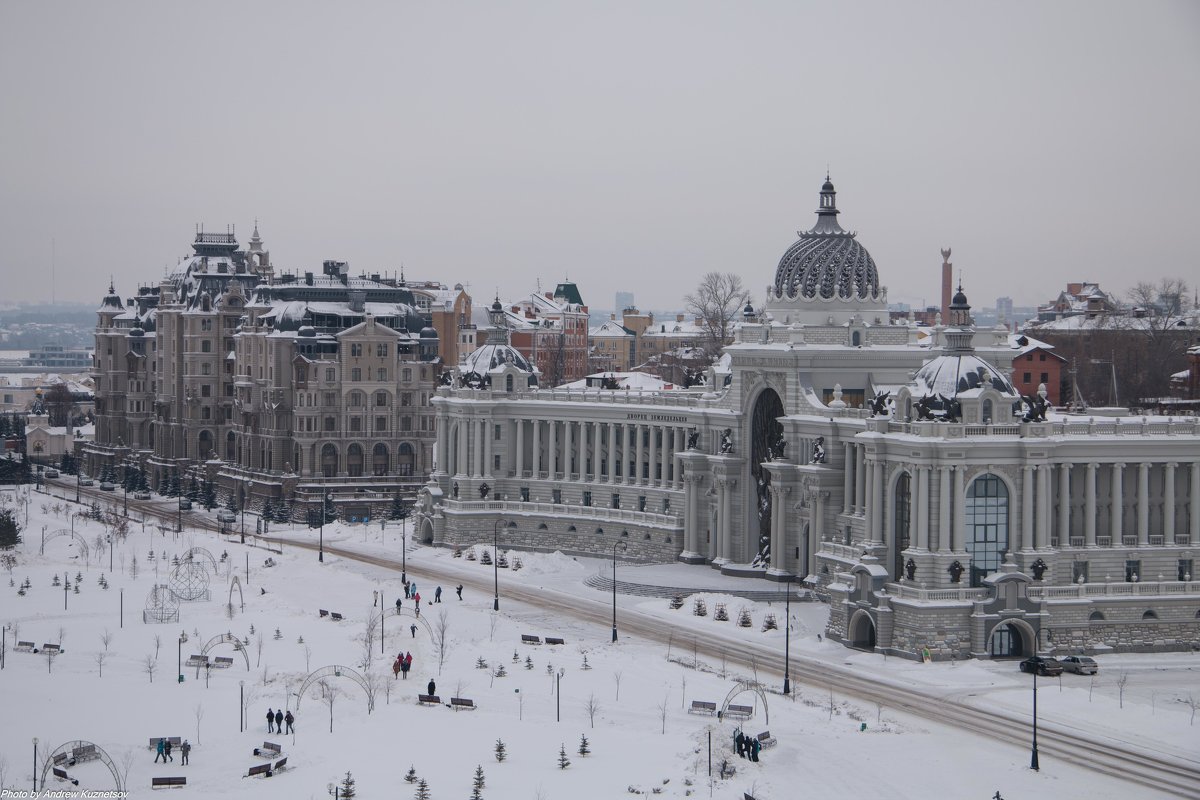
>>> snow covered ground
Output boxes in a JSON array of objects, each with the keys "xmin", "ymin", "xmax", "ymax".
[{"xmin": 1, "ymin": 487, "xmax": 1198, "ymax": 799}]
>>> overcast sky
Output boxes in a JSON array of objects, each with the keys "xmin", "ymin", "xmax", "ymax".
[{"xmin": 2, "ymin": 1, "xmax": 1197, "ymax": 313}]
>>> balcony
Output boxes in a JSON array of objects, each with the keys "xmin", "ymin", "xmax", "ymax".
[{"xmin": 444, "ymin": 498, "xmax": 681, "ymax": 529}]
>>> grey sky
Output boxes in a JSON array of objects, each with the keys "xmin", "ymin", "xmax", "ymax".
[{"xmin": 2, "ymin": 1, "xmax": 1197, "ymax": 312}]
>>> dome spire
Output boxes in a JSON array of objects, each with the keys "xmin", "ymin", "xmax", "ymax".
[{"xmin": 810, "ymin": 174, "xmax": 845, "ymax": 235}]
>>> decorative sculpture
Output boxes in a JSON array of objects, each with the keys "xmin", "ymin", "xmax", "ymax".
[
  {"xmin": 904, "ymin": 558, "xmax": 916, "ymax": 581},
  {"xmin": 1030, "ymin": 558, "xmax": 1048, "ymax": 581},
  {"xmin": 940, "ymin": 394, "xmax": 962, "ymax": 423},
  {"xmin": 948, "ymin": 560, "xmax": 964, "ymax": 583},
  {"xmin": 914, "ymin": 395, "xmax": 936, "ymax": 421},
  {"xmin": 686, "ymin": 428, "xmax": 700, "ymax": 450},
  {"xmin": 479, "ymin": 482, "xmax": 490, "ymax": 499},
  {"xmin": 452, "ymin": 481, "xmax": 460, "ymax": 499},
  {"xmin": 868, "ymin": 391, "xmax": 891, "ymax": 418},
  {"xmin": 811, "ymin": 436, "xmax": 826, "ymax": 464},
  {"xmin": 719, "ymin": 429, "xmax": 734, "ymax": 454},
  {"xmin": 1020, "ymin": 394, "xmax": 1049, "ymax": 423},
  {"xmin": 769, "ymin": 435, "xmax": 787, "ymax": 461}
]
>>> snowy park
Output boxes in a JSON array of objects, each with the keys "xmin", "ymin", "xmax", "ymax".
[{"xmin": 1, "ymin": 485, "xmax": 1198, "ymax": 799}]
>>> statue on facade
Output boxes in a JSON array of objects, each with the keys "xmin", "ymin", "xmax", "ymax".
[
  {"xmin": 948, "ymin": 560, "xmax": 964, "ymax": 583},
  {"xmin": 452, "ymin": 481, "xmax": 460, "ymax": 499},
  {"xmin": 479, "ymin": 482, "xmax": 490, "ymax": 499},
  {"xmin": 769, "ymin": 434, "xmax": 787, "ymax": 461},
  {"xmin": 868, "ymin": 391, "xmax": 891, "ymax": 418},
  {"xmin": 686, "ymin": 428, "xmax": 699, "ymax": 450},
  {"xmin": 1030, "ymin": 558, "xmax": 1048, "ymax": 580},
  {"xmin": 941, "ymin": 394, "xmax": 962, "ymax": 423},
  {"xmin": 811, "ymin": 436, "xmax": 826, "ymax": 464},
  {"xmin": 904, "ymin": 558, "xmax": 916, "ymax": 581},
  {"xmin": 914, "ymin": 395, "xmax": 936, "ymax": 421},
  {"xmin": 1020, "ymin": 394, "xmax": 1049, "ymax": 423},
  {"xmin": 719, "ymin": 429, "xmax": 733, "ymax": 454}
]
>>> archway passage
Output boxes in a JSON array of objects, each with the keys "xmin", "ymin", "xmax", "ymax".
[
  {"xmin": 750, "ymin": 388, "xmax": 785, "ymax": 565},
  {"xmin": 294, "ymin": 664, "xmax": 375, "ymax": 713},
  {"xmin": 720, "ymin": 680, "xmax": 771, "ymax": 725},
  {"xmin": 987, "ymin": 619, "xmax": 1035, "ymax": 659},
  {"xmin": 848, "ymin": 610, "xmax": 877, "ymax": 650},
  {"xmin": 40, "ymin": 740, "xmax": 123, "ymax": 793}
]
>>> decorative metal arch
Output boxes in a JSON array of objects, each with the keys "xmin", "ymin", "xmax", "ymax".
[
  {"xmin": 228, "ymin": 575, "xmax": 245, "ymax": 612},
  {"xmin": 39, "ymin": 739, "xmax": 123, "ymax": 793},
  {"xmin": 43, "ymin": 528, "xmax": 90, "ymax": 561},
  {"xmin": 375, "ymin": 606, "xmax": 433, "ymax": 639},
  {"xmin": 294, "ymin": 664, "xmax": 375, "ymax": 713},
  {"xmin": 182, "ymin": 546, "xmax": 220, "ymax": 577},
  {"xmin": 200, "ymin": 632, "xmax": 250, "ymax": 670},
  {"xmin": 720, "ymin": 680, "xmax": 770, "ymax": 725}
]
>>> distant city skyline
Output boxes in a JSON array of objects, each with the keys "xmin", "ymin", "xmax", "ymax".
[{"xmin": 2, "ymin": 2, "xmax": 1197, "ymax": 311}]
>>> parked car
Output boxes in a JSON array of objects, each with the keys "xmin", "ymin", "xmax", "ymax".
[
  {"xmin": 99, "ymin": 482, "xmax": 116, "ymax": 491},
  {"xmin": 1058, "ymin": 655, "xmax": 1098, "ymax": 675},
  {"xmin": 78, "ymin": 477, "xmax": 94, "ymax": 487},
  {"xmin": 178, "ymin": 498, "xmax": 192, "ymax": 510},
  {"xmin": 133, "ymin": 490, "xmax": 152, "ymax": 500},
  {"xmin": 1019, "ymin": 656, "xmax": 1064, "ymax": 676},
  {"xmin": 44, "ymin": 468, "xmax": 60, "ymax": 478},
  {"xmin": 216, "ymin": 509, "xmax": 237, "ymax": 523}
]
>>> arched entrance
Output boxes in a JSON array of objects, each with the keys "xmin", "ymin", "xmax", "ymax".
[
  {"xmin": 848, "ymin": 609, "xmax": 877, "ymax": 650},
  {"xmin": 987, "ymin": 620, "xmax": 1034, "ymax": 658},
  {"xmin": 966, "ymin": 473, "xmax": 1010, "ymax": 587},
  {"xmin": 749, "ymin": 388, "xmax": 785, "ymax": 565},
  {"xmin": 372, "ymin": 443, "xmax": 389, "ymax": 476},
  {"xmin": 321, "ymin": 443, "xmax": 338, "ymax": 477},
  {"xmin": 294, "ymin": 664, "xmax": 376, "ymax": 713},
  {"xmin": 719, "ymin": 680, "xmax": 771, "ymax": 724},
  {"xmin": 200, "ymin": 633, "xmax": 250, "ymax": 670}
]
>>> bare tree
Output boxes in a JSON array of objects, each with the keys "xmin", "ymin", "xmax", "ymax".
[
  {"xmin": 583, "ymin": 693, "xmax": 601, "ymax": 729},
  {"xmin": 613, "ymin": 670, "xmax": 623, "ymax": 702},
  {"xmin": 9, "ymin": 620, "xmax": 20, "ymax": 642},
  {"xmin": 362, "ymin": 669, "xmax": 381, "ymax": 713},
  {"xmin": 1181, "ymin": 694, "xmax": 1197, "ymax": 726},
  {"xmin": 94, "ymin": 651, "xmax": 107, "ymax": 677},
  {"xmin": 666, "ymin": 631, "xmax": 674, "ymax": 661},
  {"xmin": 116, "ymin": 749, "xmax": 136, "ymax": 791},
  {"xmin": 153, "ymin": 634, "xmax": 161, "ymax": 661},
  {"xmin": 684, "ymin": 271, "xmax": 751, "ymax": 359},
  {"xmin": 194, "ymin": 704, "xmax": 205, "ymax": 744},
  {"xmin": 0, "ymin": 753, "xmax": 8, "ymax": 792},
  {"xmin": 1117, "ymin": 673, "xmax": 1129, "ymax": 709},
  {"xmin": 303, "ymin": 644, "xmax": 312, "ymax": 673},
  {"xmin": 143, "ymin": 654, "xmax": 157, "ymax": 683},
  {"xmin": 489, "ymin": 612, "xmax": 499, "ymax": 642},
  {"xmin": 255, "ymin": 633, "xmax": 264, "ymax": 668},
  {"xmin": 828, "ymin": 687, "xmax": 836, "ymax": 720},
  {"xmin": 720, "ymin": 649, "xmax": 727, "ymax": 679},
  {"xmin": 57, "ymin": 626, "xmax": 66, "ymax": 647},
  {"xmin": 318, "ymin": 679, "xmax": 338, "ymax": 733},
  {"xmin": 240, "ymin": 684, "xmax": 259, "ymax": 730},
  {"xmin": 432, "ymin": 610, "xmax": 451, "ymax": 675},
  {"xmin": 681, "ymin": 675, "xmax": 687, "ymax": 709},
  {"xmin": 657, "ymin": 693, "xmax": 669, "ymax": 734},
  {"xmin": 100, "ymin": 629, "xmax": 113, "ymax": 652}
]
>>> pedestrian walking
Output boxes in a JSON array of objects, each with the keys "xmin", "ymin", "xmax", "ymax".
[
  {"xmin": 403, "ymin": 580, "xmax": 410, "ymax": 599},
  {"xmin": 402, "ymin": 652, "xmax": 412, "ymax": 679},
  {"xmin": 275, "ymin": 709, "xmax": 283, "ymax": 733},
  {"xmin": 750, "ymin": 737, "xmax": 761, "ymax": 763},
  {"xmin": 393, "ymin": 658, "xmax": 401, "ymax": 679},
  {"xmin": 284, "ymin": 710, "xmax": 294, "ymax": 734},
  {"xmin": 164, "ymin": 739, "xmax": 174, "ymax": 762},
  {"xmin": 427, "ymin": 678, "xmax": 436, "ymax": 697},
  {"xmin": 180, "ymin": 740, "xmax": 191, "ymax": 765},
  {"xmin": 410, "ymin": 581, "xmax": 417, "ymax": 597},
  {"xmin": 373, "ymin": 590, "xmax": 379, "ymax": 607},
  {"xmin": 154, "ymin": 739, "xmax": 166, "ymax": 763},
  {"xmin": 434, "ymin": 586, "xmax": 442, "ymax": 603},
  {"xmin": 734, "ymin": 730, "xmax": 745, "ymax": 758},
  {"xmin": 410, "ymin": 623, "xmax": 417, "ymax": 638},
  {"xmin": 266, "ymin": 708, "xmax": 275, "ymax": 733},
  {"xmin": 395, "ymin": 597, "xmax": 402, "ymax": 612},
  {"xmin": 414, "ymin": 591, "xmax": 421, "ymax": 609},
  {"xmin": 456, "ymin": 584, "xmax": 463, "ymax": 600}
]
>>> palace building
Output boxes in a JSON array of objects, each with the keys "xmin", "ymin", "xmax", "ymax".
[{"xmin": 421, "ymin": 177, "xmax": 1200, "ymax": 660}]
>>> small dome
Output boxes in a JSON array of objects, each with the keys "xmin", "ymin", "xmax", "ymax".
[
  {"xmin": 462, "ymin": 343, "xmax": 532, "ymax": 375},
  {"xmin": 491, "ymin": 297, "xmax": 503, "ymax": 312},
  {"xmin": 297, "ymin": 325, "xmax": 317, "ymax": 338},
  {"xmin": 129, "ymin": 325, "xmax": 145, "ymax": 338},
  {"xmin": 419, "ymin": 326, "xmax": 438, "ymax": 339},
  {"xmin": 912, "ymin": 354, "xmax": 1016, "ymax": 398}
]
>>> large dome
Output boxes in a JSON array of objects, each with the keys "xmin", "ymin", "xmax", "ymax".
[
  {"xmin": 912, "ymin": 354, "xmax": 1017, "ymax": 398},
  {"xmin": 773, "ymin": 178, "xmax": 881, "ymax": 301}
]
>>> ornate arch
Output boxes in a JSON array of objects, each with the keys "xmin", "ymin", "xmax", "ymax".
[
  {"xmin": 848, "ymin": 608, "xmax": 877, "ymax": 650},
  {"xmin": 181, "ymin": 547, "xmax": 220, "ymax": 577},
  {"xmin": 719, "ymin": 680, "xmax": 770, "ymax": 725},
  {"xmin": 294, "ymin": 664, "xmax": 375, "ymax": 713},
  {"xmin": 40, "ymin": 739, "xmax": 123, "ymax": 793},
  {"xmin": 42, "ymin": 528, "xmax": 90, "ymax": 560},
  {"xmin": 228, "ymin": 575, "xmax": 245, "ymax": 613},
  {"xmin": 986, "ymin": 617, "xmax": 1036, "ymax": 658},
  {"xmin": 748, "ymin": 386, "xmax": 785, "ymax": 567},
  {"xmin": 375, "ymin": 606, "xmax": 433, "ymax": 638},
  {"xmin": 200, "ymin": 632, "xmax": 250, "ymax": 670}
]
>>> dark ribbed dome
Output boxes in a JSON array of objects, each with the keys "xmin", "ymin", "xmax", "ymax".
[{"xmin": 773, "ymin": 178, "xmax": 881, "ymax": 301}]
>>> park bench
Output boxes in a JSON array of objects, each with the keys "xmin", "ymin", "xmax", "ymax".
[
  {"xmin": 521, "ymin": 634, "xmax": 542, "ymax": 645},
  {"xmin": 151, "ymin": 776, "xmax": 186, "ymax": 789},
  {"xmin": 688, "ymin": 700, "xmax": 718, "ymax": 715},
  {"xmin": 72, "ymin": 744, "xmax": 98, "ymax": 762},
  {"xmin": 756, "ymin": 731, "xmax": 777, "ymax": 749},
  {"xmin": 52, "ymin": 767, "xmax": 79, "ymax": 786},
  {"xmin": 41, "ymin": 643, "xmax": 62, "ymax": 655},
  {"xmin": 319, "ymin": 609, "xmax": 329, "ymax": 617},
  {"xmin": 330, "ymin": 612, "xmax": 344, "ymax": 622},
  {"xmin": 245, "ymin": 763, "xmax": 273, "ymax": 778},
  {"xmin": 148, "ymin": 737, "xmax": 182, "ymax": 751},
  {"xmin": 273, "ymin": 757, "xmax": 288, "ymax": 773},
  {"xmin": 212, "ymin": 656, "xmax": 234, "ymax": 668},
  {"xmin": 185, "ymin": 655, "xmax": 208, "ymax": 668},
  {"xmin": 418, "ymin": 694, "xmax": 441, "ymax": 706},
  {"xmin": 723, "ymin": 704, "xmax": 754, "ymax": 720},
  {"xmin": 450, "ymin": 697, "xmax": 476, "ymax": 711},
  {"xmin": 53, "ymin": 752, "xmax": 70, "ymax": 767},
  {"xmin": 14, "ymin": 641, "xmax": 34, "ymax": 652},
  {"xmin": 253, "ymin": 742, "xmax": 282, "ymax": 758},
  {"xmin": 545, "ymin": 637, "xmax": 565, "ymax": 645}
]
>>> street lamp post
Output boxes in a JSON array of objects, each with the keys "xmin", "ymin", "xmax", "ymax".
[
  {"xmin": 240, "ymin": 681, "xmax": 245, "ymax": 732},
  {"xmin": 32, "ymin": 737, "xmax": 38, "ymax": 792},
  {"xmin": 76, "ymin": 470, "xmax": 80, "ymax": 504},
  {"xmin": 319, "ymin": 492, "xmax": 331, "ymax": 563},
  {"xmin": 122, "ymin": 459, "xmax": 129, "ymax": 517},
  {"xmin": 611, "ymin": 541, "xmax": 627, "ymax": 642},
  {"xmin": 1030, "ymin": 668, "xmax": 1040, "ymax": 771},
  {"xmin": 556, "ymin": 668, "xmax": 564, "ymax": 722},
  {"xmin": 177, "ymin": 631, "xmax": 188, "ymax": 684},
  {"xmin": 783, "ymin": 581, "xmax": 792, "ymax": 695},
  {"xmin": 492, "ymin": 519, "xmax": 504, "ymax": 611},
  {"xmin": 107, "ymin": 534, "xmax": 113, "ymax": 573},
  {"xmin": 240, "ymin": 479, "xmax": 247, "ymax": 544}
]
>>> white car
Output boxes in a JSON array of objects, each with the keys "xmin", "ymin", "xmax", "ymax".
[
  {"xmin": 216, "ymin": 509, "xmax": 237, "ymax": 523},
  {"xmin": 1058, "ymin": 655, "xmax": 1098, "ymax": 675}
]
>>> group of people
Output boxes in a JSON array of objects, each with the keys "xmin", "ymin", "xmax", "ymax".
[
  {"xmin": 392, "ymin": 651, "xmax": 414, "ymax": 679},
  {"xmin": 153, "ymin": 738, "xmax": 190, "ymax": 765},
  {"xmin": 265, "ymin": 708, "xmax": 295, "ymax": 734},
  {"xmin": 733, "ymin": 729, "xmax": 761, "ymax": 762}
]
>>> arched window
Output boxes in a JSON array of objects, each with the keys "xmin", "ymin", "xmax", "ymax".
[
  {"xmin": 893, "ymin": 472, "xmax": 911, "ymax": 580},
  {"xmin": 851, "ymin": 330, "xmax": 861, "ymax": 346},
  {"xmin": 1089, "ymin": 611, "xmax": 1105, "ymax": 621},
  {"xmin": 321, "ymin": 443, "xmax": 338, "ymax": 477},
  {"xmin": 198, "ymin": 430, "xmax": 213, "ymax": 460},
  {"xmin": 397, "ymin": 442, "xmax": 415, "ymax": 476},
  {"xmin": 372, "ymin": 443, "xmax": 389, "ymax": 476},
  {"xmin": 506, "ymin": 375, "xmax": 514, "ymax": 392},
  {"xmin": 982, "ymin": 399, "xmax": 994, "ymax": 423},
  {"xmin": 226, "ymin": 431, "xmax": 236, "ymax": 461},
  {"xmin": 1142, "ymin": 609, "xmax": 1158, "ymax": 620},
  {"xmin": 966, "ymin": 473, "xmax": 1009, "ymax": 587},
  {"xmin": 347, "ymin": 443, "xmax": 364, "ymax": 477}
]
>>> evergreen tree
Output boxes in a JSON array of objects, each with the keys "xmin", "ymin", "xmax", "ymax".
[
  {"xmin": 494, "ymin": 739, "xmax": 506, "ymax": 763},
  {"xmin": 414, "ymin": 777, "xmax": 431, "ymax": 800},
  {"xmin": 323, "ymin": 494, "xmax": 338, "ymax": 524},
  {"xmin": 202, "ymin": 480, "xmax": 217, "ymax": 510},
  {"xmin": 473, "ymin": 764, "xmax": 485, "ymax": 790},
  {"xmin": 261, "ymin": 499, "xmax": 275, "ymax": 524},
  {"xmin": 557, "ymin": 743, "xmax": 571, "ymax": 770},
  {"xmin": 578, "ymin": 734, "xmax": 590, "ymax": 757},
  {"xmin": 187, "ymin": 476, "xmax": 201, "ymax": 502},
  {"xmin": 0, "ymin": 508, "xmax": 23, "ymax": 549},
  {"xmin": 225, "ymin": 492, "xmax": 238, "ymax": 513},
  {"xmin": 404, "ymin": 766, "xmax": 418, "ymax": 783},
  {"xmin": 339, "ymin": 770, "xmax": 356, "ymax": 799},
  {"xmin": 389, "ymin": 491, "xmax": 409, "ymax": 521}
]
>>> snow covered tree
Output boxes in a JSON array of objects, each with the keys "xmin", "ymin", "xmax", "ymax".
[
  {"xmin": 494, "ymin": 739, "xmax": 506, "ymax": 762},
  {"xmin": 472, "ymin": 764, "xmax": 486, "ymax": 798},
  {"xmin": 389, "ymin": 492, "xmax": 409, "ymax": 521},
  {"xmin": 0, "ymin": 508, "xmax": 23, "ymax": 550},
  {"xmin": 557, "ymin": 743, "xmax": 571, "ymax": 770},
  {"xmin": 404, "ymin": 766, "xmax": 418, "ymax": 783},
  {"xmin": 578, "ymin": 734, "xmax": 591, "ymax": 756},
  {"xmin": 339, "ymin": 771, "xmax": 356, "ymax": 799},
  {"xmin": 414, "ymin": 777, "xmax": 430, "ymax": 800}
]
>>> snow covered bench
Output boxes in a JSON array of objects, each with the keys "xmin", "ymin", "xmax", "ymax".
[
  {"xmin": 253, "ymin": 742, "xmax": 282, "ymax": 759},
  {"xmin": 246, "ymin": 759, "xmax": 287, "ymax": 779},
  {"xmin": 722, "ymin": 704, "xmax": 754, "ymax": 720},
  {"xmin": 756, "ymin": 731, "xmax": 776, "ymax": 749},
  {"xmin": 41, "ymin": 643, "xmax": 62, "ymax": 655},
  {"xmin": 689, "ymin": 700, "xmax": 717, "ymax": 715},
  {"xmin": 545, "ymin": 637, "xmax": 566, "ymax": 645},
  {"xmin": 52, "ymin": 766, "xmax": 79, "ymax": 786},
  {"xmin": 521, "ymin": 634, "xmax": 542, "ymax": 645},
  {"xmin": 71, "ymin": 744, "xmax": 97, "ymax": 762},
  {"xmin": 151, "ymin": 776, "xmax": 186, "ymax": 789},
  {"xmin": 330, "ymin": 612, "xmax": 344, "ymax": 622},
  {"xmin": 450, "ymin": 697, "xmax": 476, "ymax": 711},
  {"xmin": 184, "ymin": 654, "xmax": 208, "ymax": 668},
  {"xmin": 418, "ymin": 694, "xmax": 441, "ymax": 706},
  {"xmin": 14, "ymin": 641, "xmax": 34, "ymax": 653},
  {"xmin": 319, "ymin": 609, "xmax": 329, "ymax": 617},
  {"xmin": 212, "ymin": 656, "xmax": 234, "ymax": 668}
]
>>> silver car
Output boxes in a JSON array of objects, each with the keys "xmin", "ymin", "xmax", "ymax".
[{"xmin": 1059, "ymin": 655, "xmax": 1098, "ymax": 675}]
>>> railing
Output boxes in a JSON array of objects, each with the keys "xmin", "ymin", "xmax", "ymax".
[
  {"xmin": 867, "ymin": 418, "xmax": 1200, "ymax": 438},
  {"xmin": 883, "ymin": 584, "xmax": 991, "ymax": 602},
  {"xmin": 1029, "ymin": 580, "xmax": 1200, "ymax": 599},
  {"xmin": 1177, "ymin": 535, "xmax": 1193, "ymax": 545},
  {"xmin": 1097, "ymin": 536, "xmax": 1112, "ymax": 547},
  {"xmin": 1122, "ymin": 536, "xmax": 1137, "ymax": 546},
  {"xmin": 445, "ymin": 499, "xmax": 682, "ymax": 528},
  {"xmin": 1069, "ymin": 537, "xmax": 1084, "ymax": 547}
]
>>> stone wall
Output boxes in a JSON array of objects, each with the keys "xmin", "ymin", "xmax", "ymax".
[
  {"xmin": 436, "ymin": 513, "xmax": 683, "ymax": 563},
  {"xmin": 887, "ymin": 601, "xmax": 973, "ymax": 661}
]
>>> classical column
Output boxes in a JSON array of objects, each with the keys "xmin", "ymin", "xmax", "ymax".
[
  {"xmin": 1137, "ymin": 462, "xmax": 1150, "ymax": 546},
  {"xmin": 456, "ymin": 419, "xmax": 469, "ymax": 478},
  {"xmin": 1085, "ymin": 463, "xmax": 1097, "ymax": 547},
  {"xmin": 683, "ymin": 474, "xmax": 700, "ymax": 557},
  {"xmin": 551, "ymin": 419, "xmax": 561, "ymax": 478},
  {"xmin": 870, "ymin": 460, "xmax": 884, "ymax": 543},
  {"xmin": 592, "ymin": 421, "xmax": 602, "ymax": 481},
  {"xmin": 1111, "ymin": 463, "xmax": 1124, "ymax": 544},
  {"xmin": 635, "ymin": 424, "xmax": 645, "ymax": 485},
  {"xmin": 953, "ymin": 465, "xmax": 966, "ymax": 551},
  {"xmin": 515, "ymin": 419, "xmax": 525, "ymax": 477},
  {"xmin": 607, "ymin": 422, "xmax": 616, "ymax": 481},
  {"xmin": 1164, "ymin": 462, "xmax": 1176, "ymax": 544},
  {"xmin": 564, "ymin": 420, "xmax": 574, "ymax": 478},
  {"xmin": 483, "ymin": 418, "xmax": 493, "ymax": 478},
  {"xmin": 1192, "ymin": 462, "xmax": 1200, "ymax": 546},
  {"xmin": 769, "ymin": 485, "xmax": 784, "ymax": 572},
  {"xmin": 1057, "ymin": 463, "xmax": 1070, "ymax": 544},
  {"xmin": 647, "ymin": 425, "xmax": 658, "ymax": 486},
  {"xmin": 532, "ymin": 419, "xmax": 542, "ymax": 477},
  {"xmin": 855, "ymin": 445, "xmax": 866, "ymax": 514},
  {"xmin": 908, "ymin": 468, "xmax": 921, "ymax": 550},
  {"xmin": 813, "ymin": 489, "xmax": 827, "ymax": 559},
  {"xmin": 843, "ymin": 443, "xmax": 854, "ymax": 515},
  {"xmin": 1021, "ymin": 466, "xmax": 1034, "ymax": 551},
  {"xmin": 938, "ymin": 466, "xmax": 951, "ymax": 552},
  {"xmin": 1036, "ymin": 465, "xmax": 1051, "ymax": 549}
]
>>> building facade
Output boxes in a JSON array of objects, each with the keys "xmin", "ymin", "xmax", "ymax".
[{"xmin": 422, "ymin": 177, "xmax": 1200, "ymax": 661}]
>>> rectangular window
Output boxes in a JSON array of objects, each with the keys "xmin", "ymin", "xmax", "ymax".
[
  {"xmin": 662, "ymin": 497, "xmax": 671, "ymax": 514},
  {"xmin": 401, "ymin": 393, "xmax": 412, "ymax": 406},
  {"xmin": 1179, "ymin": 559, "xmax": 1194, "ymax": 582},
  {"xmin": 376, "ymin": 343, "xmax": 388, "ymax": 357},
  {"xmin": 494, "ymin": 454, "xmax": 501, "ymax": 471},
  {"xmin": 520, "ymin": 487, "xmax": 530, "ymax": 502},
  {"xmin": 324, "ymin": 391, "xmax": 336, "ymax": 406},
  {"xmin": 377, "ymin": 368, "xmax": 387, "ymax": 382},
  {"xmin": 403, "ymin": 368, "xmax": 413, "ymax": 383},
  {"xmin": 201, "ymin": 407, "xmax": 211, "ymax": 419},
  {"xmin": 495, "ymin": 424, "xmax": 502, "ymax": 440},
  {"xmin": 1125, "ymin": 559, "xmax": 1141, "ymax": 582},
  {"xmin": 201, "ymin": 384, "xmax": 211, "ymax": 397},
  {"xmin": 552, "ymin": 489, "xmax": 562, "ymax": 504},
  {"xmin": 401, "ymin": 416, "xmax": 412, "ymax": 431},
  {"xmin": 1040, "ymin": 372, "xmax": 1049, "ymax": 384},
  {"xmin": 324, "ymin": 417, "xmax": 336, "ymax": 432},
  {"xmin": 351, "ymin": 368, "xmax": 361, "ymax": 382},
  {"xmin": 326, "ymin": 368, "xmax": 335, "ymax": 382},
  {"xmin": 351, "ymin": 343, "xmax": 362, "ymax": 357},
  {"xmin": 201, "ymin": 363, "xmax": 211, "ymax": 376},
  {"xmin": 375, "ymin": 416, "xmax": 387, "ymax": 432},
  {"xmin": 1023, "ymin": 372, "xmax": 1032, "ymax": 383},
  {"xmin": 1039, "ymin": 353, "xmax": 1046, "ymax": 361},
  {"xmin": 350, "ymin": 417, "xmax": 362, "ymax": 432},
  {"xmin": 638, "ymin": 496, "xmax": 646, "ymax": 512},
  {"xmin": 611, "ymin": 493, "xmax": 620, "ymax": 509},
  {"xmin": 1072, "ymin": 561, "xmax": 1089, "ymax": 583},
  {"xmin": 582, "ymin": 491, "xmax": 592, "ymax": 507}
]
